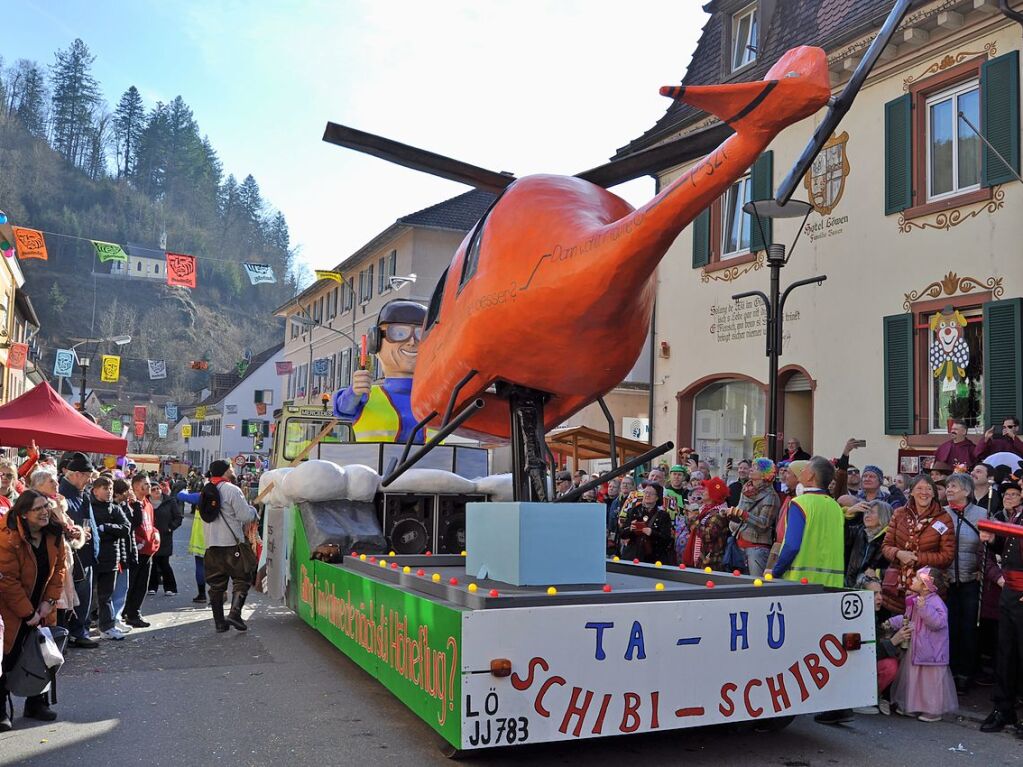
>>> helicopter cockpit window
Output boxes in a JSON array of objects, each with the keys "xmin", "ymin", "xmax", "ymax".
[
  {"xmin": 458, "ymin": 192, "xmax": 503, "ymax": 290},
  {"xmin": 459, "ymin": 220, "xmax": 484, "ymax": 288},
  {"xmin": 426, "ymin": 267, "xmax": 448, "ymax": 330}
]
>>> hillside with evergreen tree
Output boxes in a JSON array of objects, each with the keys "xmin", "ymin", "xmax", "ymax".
[{"xmin": 0, "ymin": 39, "xmax": 307, "ymax": 401}]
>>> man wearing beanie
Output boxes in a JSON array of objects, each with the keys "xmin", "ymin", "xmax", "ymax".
[{"xmin": 202, "ymin": 460, "xmax": 258, "ymax": 632}]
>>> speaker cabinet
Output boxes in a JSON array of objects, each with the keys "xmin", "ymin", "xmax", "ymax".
[
  {"xmin": 381, "ymin": 494, "xmax": 434, "ymax": 555},
  {"xmin": 435, "ymin": 494, "xmax": 485, "ymax": 554}
]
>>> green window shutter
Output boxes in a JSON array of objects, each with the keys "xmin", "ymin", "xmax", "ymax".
[
  {"xmin": 692, "ymin": 207, "xmax": 710, "ymax": 268},
  {"xmin": 241, "ymin": 419, "xmax": 250, "ymax": 435},
  {"xmin": 983, "ymin": 298, "xmax": 1023, "ymax": 429},
  {"xmin": 883, "ymin": 313, "xmax": 915, "ymax": 435},
  {"xmin": 884, "ymin": 94, "xmax": 913, "ymax": 215},
  {"xmin": 254, "ymin": 390, "xmax": 264, "ymax": 404},
  {"xmin": 981, "ymin": 50, "xmax": 1020, "ymax": 187},
  {"xmin": 749, "ymin": 150, "xmax": 773, "ymax": 252}
]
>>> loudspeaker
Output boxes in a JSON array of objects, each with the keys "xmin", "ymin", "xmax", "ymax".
[
  {"xmin": 381, "ymin": 494, "xmax": 434, "ymax": 554},
  {"xmin": 435, "ymin": 494, "xmax": 485, "ymax": 554}
]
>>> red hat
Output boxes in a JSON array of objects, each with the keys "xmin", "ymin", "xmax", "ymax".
[{"xmin": 701, "ymin": 476, "xmax": 730, "ymax": 505}]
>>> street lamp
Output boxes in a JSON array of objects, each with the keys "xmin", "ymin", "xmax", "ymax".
[
  {"xmin": 732, "ymin": 199, "xmax": 823, "ymax": 462},
  {"xmin": 71, "ymin": 334, "xmax": 131, "ymax": 411}
]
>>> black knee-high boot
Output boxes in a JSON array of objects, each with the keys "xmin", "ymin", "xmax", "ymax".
[{"xmin": 210, "ymin": 591, "xmax": 229, "ymax": 633}]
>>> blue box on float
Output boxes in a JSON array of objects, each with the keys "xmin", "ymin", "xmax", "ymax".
[{"xmin": 465, "ymin": 502, "xmax": 606, "ymax": 586}]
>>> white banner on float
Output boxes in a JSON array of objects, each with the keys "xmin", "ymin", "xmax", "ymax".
[{"xmin": 460, "ymin": 591, "xmax": 876, "ymax": 749}]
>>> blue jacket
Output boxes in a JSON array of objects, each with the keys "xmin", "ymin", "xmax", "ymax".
[
  {"xmin": 60, "ymin": 476, "xmax": 99, "ymax": 566},
  {"xmin": 333, "ymin": 377, "xmax": 423, "ymax": 444}
]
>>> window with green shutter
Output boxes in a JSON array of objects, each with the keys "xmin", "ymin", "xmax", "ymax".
[
  {"xmin": 884, "ymin": 313, "xmax": 915, "ymax": 434},
  {"xmin": 749, "ymin": 151, "xmax": 773, "ymax": 252},
  {"xmin": 981, "ymin": 50, "xmax": 1020, "ymax": 187},
  {"xmin": 692, "ymin": 207, "xmax": 710, "ymax": 268},
  {"xmin": 884, "ymin": 95, "xmax": 913, "ymax": 215},
  {"xmin": 983, "ymin": 298, "xmax": 1023, "ymax": 429}
]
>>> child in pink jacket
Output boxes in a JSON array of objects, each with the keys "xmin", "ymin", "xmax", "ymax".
[{"xmin": 889, "ymin": 566, "xmax": 958, "ymax": 721}]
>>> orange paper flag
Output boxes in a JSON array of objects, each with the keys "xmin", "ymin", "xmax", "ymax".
[
  {"xmin": 166, "ymin": 252, "xmax": 197, "ymax": 288},
  {"xmin": 12, "ymin": 227, "xmax": 47, "ymax": 260}
]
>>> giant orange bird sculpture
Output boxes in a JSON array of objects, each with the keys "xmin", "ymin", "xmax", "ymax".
[{"xmin": 323, "ymin": 0, "xmax": 910, "ymax": 500}]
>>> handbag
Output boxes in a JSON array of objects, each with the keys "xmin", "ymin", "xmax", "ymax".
[
  {"xmin": 881, "ymin": 564, "xmax": 902, "ymax": 602},
  {"xmin": 220, "ymin": 514, "xmax": 258, "ymax": 576},
  {"xmin": 71, "ymin": 550, "xmax": 86, "ymax": 583},
  {"xmin": 7, "ymin": 625, "xmax": 69, "ymax": 700}
]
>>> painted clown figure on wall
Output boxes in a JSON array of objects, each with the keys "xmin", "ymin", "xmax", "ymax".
[
  {"xmin": 333, "ymin": 299, "xmax": 427, "ymax": 443},
  {"xmin": 928, "ymin": 306, "xmax": 970, "ymax": 389}
]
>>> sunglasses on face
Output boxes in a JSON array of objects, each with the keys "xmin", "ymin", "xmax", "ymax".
[
  {"xmin": 383, "ymin": 324, "xmax": 423, "ymax": 344},
  {"xmin": 848, "ymin": 469, "xmax": 860, "ymax": 474}
]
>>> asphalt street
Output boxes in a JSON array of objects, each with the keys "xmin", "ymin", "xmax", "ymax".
[{"xmin": 1, "ymin": 517, "xmax": 1020, "ymax": 766}]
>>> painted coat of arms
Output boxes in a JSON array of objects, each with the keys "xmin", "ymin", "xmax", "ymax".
[{"xmin": 803, "ymin": 131, "xmax": 850, "ymax": 215}]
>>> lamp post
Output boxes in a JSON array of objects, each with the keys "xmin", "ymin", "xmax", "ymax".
[
  {"xmin": 70, "ymin": 334, "xmax": 131, "ymax": 412},
  {"xmin": 732, "ymin": 200, "xmax": 822, "ymax": 462}
]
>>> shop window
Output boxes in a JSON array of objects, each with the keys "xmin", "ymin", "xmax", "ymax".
[
  {"xmin": 731, "ymin": 4, "xmax": 757, "ymax": 72},
  {"xmin": 692, "ymin": 379, "xmax": 765, "ymax": 472},
  {"xmin": 885, "ymin": 51, "xmax": 1019, "ymax": 218},
  {"xmin": 692, "ymin": 152, "xmax": 773, "ymax": 269}
]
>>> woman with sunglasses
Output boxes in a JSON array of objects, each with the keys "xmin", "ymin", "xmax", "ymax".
[{"xmin": 0, "ymin": 489, "xmax": 68, "ymax": 730}]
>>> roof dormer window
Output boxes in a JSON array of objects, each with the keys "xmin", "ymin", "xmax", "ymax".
[{"xmin": 731, "ymin": 4, "xmax": 757, "ymax": 72}]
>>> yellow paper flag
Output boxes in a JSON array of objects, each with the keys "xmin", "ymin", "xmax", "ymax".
[
  {"xmin": 314, "ymin": 270, "xmax": 343, "ymax": 284},
  {"xmin": 195, "ymin": 405, "xmax": 207, "ymax": 420},
  {"xmin": 181, "ymin": 424, "xmax": 193, "ymax": 438},
  {"xmin": 100, "ymin": 355, "xmax": 120, "ymax": 383}
]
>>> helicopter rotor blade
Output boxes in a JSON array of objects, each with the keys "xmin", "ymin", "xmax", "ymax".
[
  {"xmin": 775, "ymin": 0, "xmax": 913, "ymax": 204},
  {"xmin": 322, "ymin": 122, "xmax": 516, "ymax": 194},
  {"xmin": 575, "ymin": 122, "xmax": 733, "ymax": 188}
]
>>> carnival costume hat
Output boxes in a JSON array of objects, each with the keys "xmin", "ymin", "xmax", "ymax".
[
  {"xmin": 701, "ymin": 476, "xmax": 730, "ymax": 506},
  {"xmin": 751, "ymin": 457, "xmax": 776, "ymax": 481},
  {"xmin": 862, "ymin": 465, "xmax": 885, "ymax": 484}
]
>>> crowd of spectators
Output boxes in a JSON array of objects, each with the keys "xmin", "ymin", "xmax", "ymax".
[
  {"xmin": 0, "ymin": 447, "xmax": 187, "ymax": 732},
  {"xmin": 559, "ymin": 420, "xmax": 1023, "ymax": 733}
]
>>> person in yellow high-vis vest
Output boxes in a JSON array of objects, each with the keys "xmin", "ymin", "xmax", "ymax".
[
  {"xmin": 770, "ymin": 456, "xmax": 845, "ymax": 588},
  {"xmin": 332, "ymin": 299, "xmax": 428, "ymax": 443}
]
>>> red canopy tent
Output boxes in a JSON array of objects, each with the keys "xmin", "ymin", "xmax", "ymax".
[{"xmin": 0, "ymin": 382, "xmax": 128, "ymax": 455}]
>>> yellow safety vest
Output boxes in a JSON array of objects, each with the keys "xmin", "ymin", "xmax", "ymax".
[{"xmin": 353, "ymin": 386, "xmax": 401, "ymax": 442}]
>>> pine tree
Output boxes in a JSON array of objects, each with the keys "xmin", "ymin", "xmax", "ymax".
[
  {"xmin": 84, "ymin": 110, "xmax": 111, "ymax": 180},
  {"xmin": 49, "ymin": 39, "xmax": 102, "ymax": 167},
  {"xmin": 5, "ymin": 59, "xmax": 48, "ymax": 136},
  {"xmin": 112, "ymin": 85, "xmax": 144, "ymax": 178},
  {"xmin": 135, "ymin": 101, "xmax": 169, "ymax": 197}
]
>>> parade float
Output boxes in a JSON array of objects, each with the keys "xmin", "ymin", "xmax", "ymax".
[{"xmin": 266, "ymin": 0, "xmax": 912, "ymax": 753}]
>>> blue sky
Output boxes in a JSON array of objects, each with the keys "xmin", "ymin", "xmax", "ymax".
[{"xmin": 4, "ymin": 1, "xmax": 707, "ymax": 271}]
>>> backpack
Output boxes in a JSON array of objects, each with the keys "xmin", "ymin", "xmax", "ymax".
[
  {"xmin": 6, "ymin": 625, "xmax": 68, "ymax": 699},
  {"xmin": 198, "ymin": 482, "xmax": 222, "ymax": 523}
]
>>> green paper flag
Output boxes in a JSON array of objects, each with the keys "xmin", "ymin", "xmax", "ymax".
[
  {"xmin": 92, "ymin": 240, "xmax": 128, "ymax": 263},
  {"xmin": 111, "ymin": 418, "xmax": 122, "ymax": 434}
]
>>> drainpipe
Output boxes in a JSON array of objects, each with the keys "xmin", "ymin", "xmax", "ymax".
[{"xmin": 1001, "ymin": 0, "xmax": 1023, "ymax": 35}]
